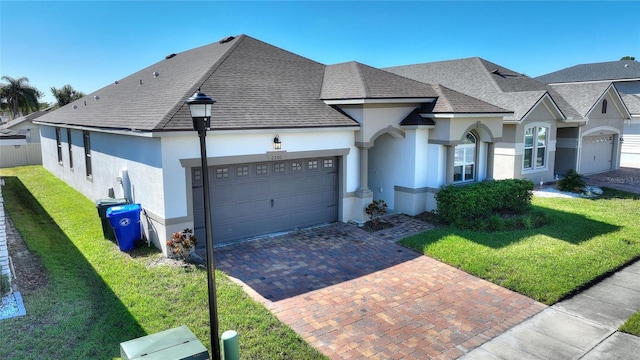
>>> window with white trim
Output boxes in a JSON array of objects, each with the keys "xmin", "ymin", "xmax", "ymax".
[
  {"xmin": 524, "ymin": 126, "xmax": 548, "ymax": 170},
  {"xmin": 454, "ymin": 132, "xmax": 476, "ymax": 182}
]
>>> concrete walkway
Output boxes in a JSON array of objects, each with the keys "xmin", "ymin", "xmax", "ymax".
[{"xmin": 461, "ymin": 260, "xmax": 640, "ymax": 360}]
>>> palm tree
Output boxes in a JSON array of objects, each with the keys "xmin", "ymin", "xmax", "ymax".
[
  {"xmin": 0, "ymin": 76, "xmax": 43, "ymax": 121},
  {"xmin": 51, "ymin": 84, "xmax": 84, "ymax": 107}
]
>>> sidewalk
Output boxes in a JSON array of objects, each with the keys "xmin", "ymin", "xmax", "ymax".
[{"xmin": 461, "ymin": 259, "xmax": 640, "ymax": 360}]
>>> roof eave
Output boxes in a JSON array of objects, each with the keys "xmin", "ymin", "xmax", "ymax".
[{"xmin": 323, "ymin": 97, "xmax": 436, "ymax": 105}]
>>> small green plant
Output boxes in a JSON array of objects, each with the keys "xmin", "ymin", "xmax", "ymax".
[
  {"xmin": 365, "ymin": 199, "xmax": 388, "ymax": 224},
  {"xmin": 166, "ymin": 228, "xmax": 198, "ymax": 261},
  {"xmin": 486, "ymin": 215, "xmax": 505, "ymax": 232},
  {"xmin": 0, "ymin": 273, "xmax": 10, "ymax": 296},
  {"xmin": 557, "ymin": 169, "xmax": 586, "ymax": 193}
]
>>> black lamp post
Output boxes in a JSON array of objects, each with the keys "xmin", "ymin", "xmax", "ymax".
[{"xmin": 186, "ymin": 88, "xmax": 221, "ymax": 360}]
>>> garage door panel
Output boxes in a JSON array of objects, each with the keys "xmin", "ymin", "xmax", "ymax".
[
  {"xmin": 194, "ymin": 157, "xmax": 338, "ymax": 245},
  {"xmin": 581, "ymin": 135, "xmax": 613, "ymax": 174}
]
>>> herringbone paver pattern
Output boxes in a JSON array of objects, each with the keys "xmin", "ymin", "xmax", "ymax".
[{"xmin": 213, "ymin": 215, "xmax": 546, "ymax": 359}]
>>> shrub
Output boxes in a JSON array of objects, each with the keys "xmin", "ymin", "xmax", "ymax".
[
  {"xmin": 167, "ymin": 228, "xmax": 198, "ymax": 261},
  {"xmin": 365, "ymin": 199, "xmax": 388, "ymax": 224},
  {"xmin": 435, "ymin": 179, "xmax": 534, "ymax": 225},
  {"xmin": 486, "ymin": 215, "xmax": 506, "ymax": 232},
  {"xmin": 0, "ymin": 273, "xmax": 10, "ymax": 296},
  {"xmin": 557, "ymin": 169, "xmax": 586, "ymax": 193}
]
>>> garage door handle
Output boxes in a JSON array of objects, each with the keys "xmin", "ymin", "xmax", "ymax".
[
  {"xmin": 271, "ymin": 199, "xmax": 274, "ymax": 208},
  {"xmin": 594, "ymin": 155, "xmax": 596, "ymax": 161}
]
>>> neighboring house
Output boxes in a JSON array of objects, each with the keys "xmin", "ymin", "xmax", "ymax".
[
  {"xmin": 386, "ymin": 58, "xmax": 630, "ymax": 180},
  {"xmin": 0, "ymin": 107, "xmax": 50, "ymax": 167},
  {"xmin": 34, "ymin": 35, "xmax": 512, "ymax": 253},
  {"xmin": 536, "ymin": 60, "xmax": 640, "ymax": 168}
]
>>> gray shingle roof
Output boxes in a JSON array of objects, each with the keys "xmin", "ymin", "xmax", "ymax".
[
  {"xmin": 428, "ymin": 84, "xmax": 511, "ymax": 114},
  {"xmin": 0, "ymin": 106, "xmax": 53, "ymax": 130},
  {"xmin": 536, "ymin": 60, "xmax": 640, "ymax": 84},
  {"xmin": 37, "ymin": 36, "xmax": 512, "ymax": 132},
  {"xmin": 550, "ymin": 82, "xmax": 614, "ymax": 117},
  {"xmin": 385, "ymin": 57, "xmax": 581, "ymax": 121},
  {"xmin": 37, "ymin": 35, "xmax": 358, "ymax": 131},
  {"xmin": 620, "ymin": 92, "xmax": 640, "ymax": 115},
  {"xmin": 321, "ymin": 62, "xmax": 439, "ymax": 100}
]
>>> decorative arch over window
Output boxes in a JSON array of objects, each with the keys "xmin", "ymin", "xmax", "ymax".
[
  {"xmin": 524, "ymin": 125, "xmax": 548, "ymax": 170},
  {"xmin": 602, "ymin": 99, "xmax": 607, "ymax": 114},
  {"xmin": 454, "ymin": 132, "xmax": 476, "ymax": 182}
]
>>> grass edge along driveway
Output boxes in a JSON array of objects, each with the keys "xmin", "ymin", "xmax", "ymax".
[
  {"xmin": 400, "ymin": 189, "xmax": 640, "ymax": 336},
  {"xmin": 0, "ymin": 166, "xmax": 325, "ymax": 360}
]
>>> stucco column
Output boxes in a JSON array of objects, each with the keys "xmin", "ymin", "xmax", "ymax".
[
  {"xmin": 486, "ymin": 142, "xmax": 495, "ymax": 180},
  {"xmin": 445, "ymin": 145, "xmax": 455, "ymax": 184},
  {"xmin": 358, "ymin": 146, "xmax": 370, "ymax": 193}
]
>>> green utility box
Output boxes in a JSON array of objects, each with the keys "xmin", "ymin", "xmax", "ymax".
[{"xmin": 120, "ymin": 325, "xmax": 209, "ymax": 360}]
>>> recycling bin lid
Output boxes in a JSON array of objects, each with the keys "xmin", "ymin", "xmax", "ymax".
[
  {"xmin": 96, "ymin": 198, "xmax": 129, "ymax": 207},
  {"xmin": 106, "ymin": 203, "xmax": 142, "ymax": 217}
]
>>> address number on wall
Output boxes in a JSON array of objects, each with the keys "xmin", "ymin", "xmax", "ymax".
[{"xmin": 266, "ymin": 151, "xmax": 287, "ymax": 161}]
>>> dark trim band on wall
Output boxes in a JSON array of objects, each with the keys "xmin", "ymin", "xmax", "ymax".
[{"xmin": 394, "ymin": 185, "xmax": 441, "ymax": 194}]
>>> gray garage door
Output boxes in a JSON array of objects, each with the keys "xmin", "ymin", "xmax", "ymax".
[
  {"xmin": 193, "ymin": 157, "xmax": 338, "ymax": 245},
  {"xmin": 580, "ymin": 135, "xmax": 614, "ymax": 174}
]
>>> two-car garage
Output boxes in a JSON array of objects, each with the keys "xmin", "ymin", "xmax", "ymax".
[{"xmin": 192, "ymin": 156, "xmax": 339, "ymax": 246}]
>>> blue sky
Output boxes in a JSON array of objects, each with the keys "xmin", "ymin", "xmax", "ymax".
[{"xmin": 2, "ymin": 1, "xmax": 639, "ymax": 105}]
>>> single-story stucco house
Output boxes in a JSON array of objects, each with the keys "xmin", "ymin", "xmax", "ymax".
[
  {"xmin": 386, "ymin": 58, "xmax": 631, "ymax": 179},
  {"xmin": 535, "ymin": 60, "xmax": 640, "ymax": 168},
  {"xmin": 34, "ymin": 35, "xmax": 629, "ymax": 254},
  {"xmin": 0, "ymin": 107, "xmax": 50, "ymax": 167}
]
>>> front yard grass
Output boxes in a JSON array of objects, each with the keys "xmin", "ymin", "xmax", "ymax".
[
  {"xmin": 621, "ymin": 312, "xmax": 640, "ymax": 336},
  {"xmin": 400, "ymin": 188, "xmax": 640, "ymax": 305},
  {"xmin": 0, "ymin": 166, "xmax": 325, "ymax": 360}
]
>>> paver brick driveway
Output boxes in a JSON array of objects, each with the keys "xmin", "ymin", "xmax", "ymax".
[{"xmin": 213, "ymin": 215, "xmax": 546, "ymax": 359}]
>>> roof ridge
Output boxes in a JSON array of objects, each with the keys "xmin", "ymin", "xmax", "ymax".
[
  {"xmin": 352, "ymin": 62, "xmax": 371, "ymax": 98},
  {"xmin": 157, "ymin": 35, "xmax": 246, "ymax": 130},
  {"xmin": 429, "ymin": 84, "xmax": 451, "ymax": 110}
]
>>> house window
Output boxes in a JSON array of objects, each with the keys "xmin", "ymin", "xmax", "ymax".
[
  {"xmin": 524, "ymin": 126, "xmax": 548, "ymax": 170},
  {"xmin": 323, "ymin": 159, "xmax": 333, "ymax": 168},
  {"xmin": 308, "ymin": 160, "xmax": 318, "ymax": 170},
  {"xmin": 67, "ymin": 129, "xmax": 73, "ymax": 170},
  {"xmin": 83, "ymin": 131, "xmax": 92, "ymax": 178},
  {"xmin": 453, "ymin": 133, "xmax": 476, "ymax": 182},
  {"xmin": 55, "ymin": 128, "xmax": 63, "ymax": 164},
  {"xmin": 291, "ymin": 162, "xmax": 302, "ymax": 172},
  {"xmin": 602, "ymin": 99, "xmax": 607, "ymax": 114}
]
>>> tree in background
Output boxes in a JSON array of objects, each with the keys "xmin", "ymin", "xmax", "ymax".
[
  {"xmin": 0, "ymin": 75, "xmax": 43, "ymax": 121},
  {"xmin": 51, "ymin": 84, "xmax": 85, "ymax": 107},
  {"xmin": 621, "ymin": 56, "xmax": 636, "ymax": 61}
]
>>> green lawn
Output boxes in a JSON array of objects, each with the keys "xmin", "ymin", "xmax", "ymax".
[
  {"xmin": 621, "ymin": 312, "xmax": 640, "ymax": 336},
  {"xmin": 400, "ymin": 189, "xmax": 640, "ymax": 305},
  {"xmin": 0, "ymin": 166, "xmax": 325, "ymax": 360}
]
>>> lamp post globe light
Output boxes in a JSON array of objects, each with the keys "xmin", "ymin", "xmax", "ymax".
[{"xmin": 186, "ymin": 88, "xmax": 221, "ymax": 360}]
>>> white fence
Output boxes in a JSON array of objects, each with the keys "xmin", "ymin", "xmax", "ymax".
[{"xmin": 0, "ymin": 143, "xmax": 42, "ymax": 168}]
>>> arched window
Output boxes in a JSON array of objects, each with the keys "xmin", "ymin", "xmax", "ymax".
[
  {"xmin": 454, "ymin": 132, "xmax": 476, "ymax": 182},
  {"xmin": 602, "ymin": 99, "xmax": 607, "ymax": 114}
]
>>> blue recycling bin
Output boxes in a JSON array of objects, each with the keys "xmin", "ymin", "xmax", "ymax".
[{"xmin": 106, "ymin": 204, "xmax": 142, "ymax": 251}]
